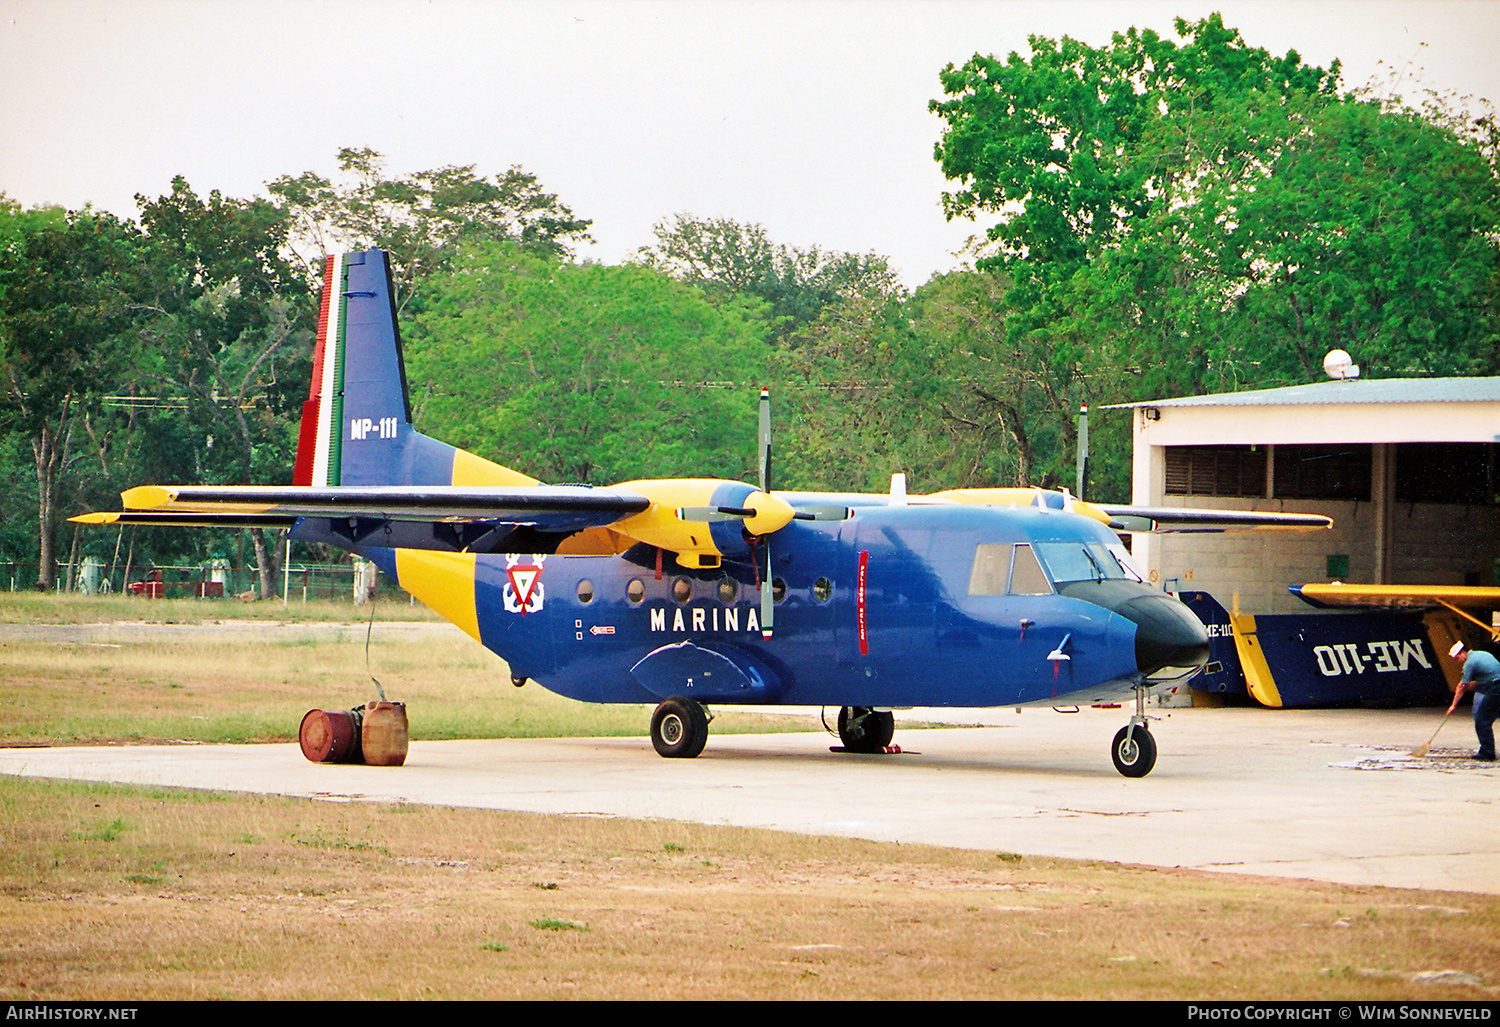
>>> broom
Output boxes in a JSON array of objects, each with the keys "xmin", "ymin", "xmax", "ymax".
[{"xmin": 1412, "ymin": 708, "xmax": 1455, "ymax": 758}]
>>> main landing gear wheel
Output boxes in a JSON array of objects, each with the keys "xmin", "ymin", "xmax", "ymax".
[
  {"xmin": 651, "ymin": 696, "xmax": 709, "ymax": 758},
  {"xmin": 837, "ymin": 706, "xmax": 895, "ymax": 753},
  {"xmin": 1111, "ymin": 724, "xmax": 1157, "ymax": 778}
]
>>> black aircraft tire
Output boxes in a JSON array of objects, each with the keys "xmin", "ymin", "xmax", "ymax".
[
  {"xmin": 1111, "ymin": 725, "xmax": 1157, "ymax": 778},
  {"xmin": 838, "ymin": 706, "xmax": 895, "ymax": 753},
  {"xmin": 651, "ymin": 697, "xmax": 709, "ymax": 759}
]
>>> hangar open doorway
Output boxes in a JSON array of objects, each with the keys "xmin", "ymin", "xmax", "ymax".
[{"xmin": 1110, "ymin": 377, "xmax": 1500, "ymax": 614}]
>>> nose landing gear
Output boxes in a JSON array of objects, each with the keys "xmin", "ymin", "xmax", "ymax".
[{"xmin": 1110, "ymin": 684, "xmax": 1157, "ymax": 777}]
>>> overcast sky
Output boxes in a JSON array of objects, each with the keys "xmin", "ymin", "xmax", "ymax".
[{"xmin": 3, "ymin": 0, "xmax": 1498, "ymax": 288}]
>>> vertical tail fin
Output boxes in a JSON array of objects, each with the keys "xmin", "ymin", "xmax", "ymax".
[
  {"xmin": 292, "ymin": 248, "xmax": 536, "ymax": 488},
  {"xmin": 1177, "ymin": 590, "xmax": 1246, "ymax": 698}
]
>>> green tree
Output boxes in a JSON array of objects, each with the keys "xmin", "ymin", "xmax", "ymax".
[
  {"xmin": 638, "ymin": 213, "xmax": 902, "ymax": 340},
  {"xmin": 131, "ymin": 177, "xmax": 315, "ymax": 596},
  {"xmin": 0, "ymin": 206, "xmax": 143, "ymax": 588},
  {"xmin": 770, "ymin": 269, "xmax": 1111, "ymax": 497},
  {"xmin": 1222, "ymin": 99, "xmax": 1500, "ymax": 380},
  {"xmin": 268, "ymin": 147, "xmax": 594, "ymax": 311},
  {"xmin": 767, "ymin": 291, "xmax": 929, "ymax": 492},
  {"xmin": 408, "ymin": 243, "xmax": 769, "ymax": 485},
  {"xmin": 931, "ymin": 14, "xmax": 1500, "ymax": 403}
]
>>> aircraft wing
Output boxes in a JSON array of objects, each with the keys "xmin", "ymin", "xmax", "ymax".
[
  {"xmin": 872, "ymin": 487, "xmax": 1332, "ymax": 533},
  {"xmin": 1096, "ymin": 506, "xmax": 1333, "ymax": 533},
  {"xmin": 81, "ymin": 484, "xmax": 651, "ymax": 534},
  {"xmin": 1291, "ymin": 582, "xmax": 1500, "ymax": 610}
]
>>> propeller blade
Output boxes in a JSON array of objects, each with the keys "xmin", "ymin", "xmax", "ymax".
[
  {"xmin": 760, "ymin": 569, "xmax": 774, "ymax": 640},
  {"xmin": 675, "ymin": 506, "xmax": 756, "ymax": 522},
  {"xmin": 791, "ymin": 505, "xmax": 852, "ymax": 521},
  {"xmin": 758, "ymin": 387, "xmax": 772, "ymax": 494},
  {"xmin": 758, "ymin": 387, "xmax": 774, "ymax": 639}
]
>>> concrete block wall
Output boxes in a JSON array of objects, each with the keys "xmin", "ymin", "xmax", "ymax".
[{"xmin": 1144, "ymin": 499, "xmax": 1366, "ymax": 613}]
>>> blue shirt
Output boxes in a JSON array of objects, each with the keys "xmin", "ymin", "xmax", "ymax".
[{"xmin": 1461, "ymin": 650, "xmax": 1500, "ymax": 691}]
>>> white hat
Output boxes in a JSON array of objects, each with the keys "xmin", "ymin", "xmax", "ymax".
[{"xmin": 1449, "ymin": 641, "xmax": 1466, "ymax": 658}]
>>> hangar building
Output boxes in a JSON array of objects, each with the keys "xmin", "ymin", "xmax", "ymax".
[{"xmin": 1112, "ymin": 377, "xmax": 1500, "ymax": 613}]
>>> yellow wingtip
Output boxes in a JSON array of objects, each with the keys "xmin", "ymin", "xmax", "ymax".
[{"xmin": 121, "ymin": 485, "xmax": 176, "ymax": 510}]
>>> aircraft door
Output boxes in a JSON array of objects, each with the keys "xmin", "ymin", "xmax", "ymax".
[{"xmin": 848, "ymin": 516, "xmax": 940, "ymax": 693}]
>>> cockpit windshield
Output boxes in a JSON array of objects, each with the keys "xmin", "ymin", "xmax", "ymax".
[
  {"xmin": 968, "ymin": 540, "xmax": 1149, "ymax": 597},
  {"xmin": 1033, "ymin": 542, "xmax": 1144, "ymax": 585}
]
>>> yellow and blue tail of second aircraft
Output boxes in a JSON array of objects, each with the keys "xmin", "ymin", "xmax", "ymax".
[{"xmin": 292, "ymin": 248, "xmax": 535, "ymax": 491}]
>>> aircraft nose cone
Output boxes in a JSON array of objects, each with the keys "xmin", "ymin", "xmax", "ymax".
[{"xmin": 1116, "ymin": 593, "xmax": 1210, "ymax": 678}]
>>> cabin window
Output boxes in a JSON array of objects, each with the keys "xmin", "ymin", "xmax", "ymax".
[
  {"xmin": 813, "ymin": 577, "xmax": 833, "ymax": 603},
  {"xmin": 672, "ymin": 578, "xmax": 693, "ymax": 603},
  {"xmin": 1008, "ymin": 544, "xmax": 1052, "ymax": 595},
  {"xmin": 626, "ymin": 579, "xmax": 645, "ymax": 604},
  {"xmin": 576, "ymin": 580, "xmax": 594, "ymax": 604},
  {"xmin": 772, "ymin": 578, "xmax": 787, "ymax": 603},
  {"xmin": 717, "ymin": 577, "xmax": 738, "ymax": 604}
]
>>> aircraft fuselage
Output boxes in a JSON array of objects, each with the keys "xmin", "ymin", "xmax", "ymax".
[{"xmin": 354, "ymin": 500, "xmax": 1205, "ymax": 711}]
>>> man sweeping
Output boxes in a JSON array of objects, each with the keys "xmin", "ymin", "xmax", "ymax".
[{"xmin": 1447, "ymin": 641, "xmax": 1500, "ymax": 762}]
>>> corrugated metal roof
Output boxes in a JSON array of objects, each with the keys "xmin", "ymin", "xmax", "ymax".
[{"xmin": 1106, "ymin": 376, "xmax": 1500, "ymax": 409}]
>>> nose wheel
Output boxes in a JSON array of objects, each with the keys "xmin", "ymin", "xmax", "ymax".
[
  {"xmin": 1110, "ymin": 723, "xmax": 1157, "ymax": 777},
  {"xmin": 1110, "ymin": 685, "xmax": 1158, "ymax": 777}
]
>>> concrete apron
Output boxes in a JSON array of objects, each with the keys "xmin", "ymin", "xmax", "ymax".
[{"xmin": 1, "ymin": 704, "xmax": 1496, "ymax": 895}]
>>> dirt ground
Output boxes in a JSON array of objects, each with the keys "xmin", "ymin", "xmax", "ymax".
[{"xmin": 2, "ymin": 776, "xmax": 1497, "ymax": 1001}]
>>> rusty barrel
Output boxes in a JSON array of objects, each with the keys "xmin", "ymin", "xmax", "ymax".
[
  {"xmin": 299, "ymin": 707, "xmax": 364, "ymax": 764},
  {"xmin": 360, "ymin": 700, "xmax": 409, "ymax": 766}
]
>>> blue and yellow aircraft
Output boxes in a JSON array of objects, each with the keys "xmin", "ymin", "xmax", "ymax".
[{"xmin": 77, "ymin": 249, "xmax": 1332, "ymax": 776}]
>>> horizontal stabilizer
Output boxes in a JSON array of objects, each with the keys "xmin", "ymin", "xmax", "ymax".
[{"xmin": 1292, "ymin": 582, "xmax": 1500, "ymax": 610}]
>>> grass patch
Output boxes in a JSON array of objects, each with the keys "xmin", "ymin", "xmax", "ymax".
[
  {"xmin": 529, "ymin": 917, "xmax": 589, "ymax": 932},
  {"xmin": 71, "ymin": 818, "xmax": 131, "ymax": 842},
  {"xmin": 0, "ymin": 593, "xmax": 442, "ymax": 626},
  {"xmin": 0, "ymin": 775, "xmax": 1496, "ymax": 1000}
]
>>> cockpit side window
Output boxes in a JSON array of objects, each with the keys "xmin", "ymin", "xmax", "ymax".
[
  {"xmin": 967, "ymin": 543, "xmax": 1009, "ymax": 596},
  {"xmin": 1008, "ymin": 543, "xmax": 1052, "ymax": 595},
  {"xmin": 968, "ymin": 543, "xmax": 1054, "ymax": 596}
]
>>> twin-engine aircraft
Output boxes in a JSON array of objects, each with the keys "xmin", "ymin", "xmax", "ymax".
[{"xmin": 78, "ymin": 248, "xmax": 1332, "ymax": 776}]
